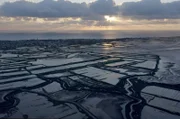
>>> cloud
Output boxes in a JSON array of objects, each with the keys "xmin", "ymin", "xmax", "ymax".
[
  {"xmin": 0, "ymin": 0, "xmax": 90, "ymax": 17},
  {"xmin": 89, "ymin": 0, "xmax": 118, "ymax": 15},
  {"xmin": 120, "ymin": 0, "xmax": 180, "ymax": 19},
  {"xmin": 0, "ymin": 0, "xmax": 117, "ymax": 18},
  {"xmin": 0, "ymin": 0, "xmax": 180, "ymax": 20}
]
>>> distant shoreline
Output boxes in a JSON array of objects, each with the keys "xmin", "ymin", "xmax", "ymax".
[
  {"xmin": 0, "ymin": 36, "xmax": 180, "ymax": 50},
  {"xmin": 0, "ymin": 36, "xmax": 179, "ymax": 41}
]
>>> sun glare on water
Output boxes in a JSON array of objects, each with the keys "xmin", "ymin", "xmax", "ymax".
[
  {"xmin": 103, "ymin": 43, "xmax": 113, "ymax": 47},
  {"xmin": 103, "ymin": 43, "xmax": 114, "ymax": 50}
]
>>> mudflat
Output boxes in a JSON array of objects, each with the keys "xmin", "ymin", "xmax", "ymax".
[{"xmin": 0, "ymin": 37, "xmax": 180, "ymax": 119}]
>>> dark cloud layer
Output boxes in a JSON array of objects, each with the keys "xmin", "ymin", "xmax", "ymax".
[
  {"xmin": 0, "ymin": 0, "xmax": 90, "ymax": 17},
  {"xmin": 0, "ymin": 0, "xmax": 117, "ymax": 18},
  {"xmin": 0, "ymin": 0, "xmax": 180, "ymax": 19},
  {"xmin": 120, "ymin": 0, "xmax": 180, "ymax": 19},
  {"xmin": 89, "ymin": 0, "xmax": 118, "ymax": 15}
]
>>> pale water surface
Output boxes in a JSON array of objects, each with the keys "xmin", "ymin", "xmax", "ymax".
[{"xmin": 0, "ymin": 30, "xmax": 179, "ymax": 40}]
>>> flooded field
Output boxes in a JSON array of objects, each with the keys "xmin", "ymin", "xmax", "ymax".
[{"xmin": 0, "ymin": 37, "xmax": 180, "ymax": 119}]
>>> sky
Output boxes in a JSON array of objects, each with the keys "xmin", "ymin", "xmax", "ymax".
[{"xmin": 0, "ymin": 0, "xmax": 180, "ymax": 32}]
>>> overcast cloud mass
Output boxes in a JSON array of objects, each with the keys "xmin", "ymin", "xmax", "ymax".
[
  {"xmin": 0, "ymin": 0, "xmax": 180, "ymax": 32},
  {"xmin": 0, "ymin": 0, "xmax": 180, "ymax": 19}
]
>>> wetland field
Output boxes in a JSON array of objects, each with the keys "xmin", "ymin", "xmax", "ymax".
[{"xmin": 0, "ymin": 37, "xmax": 180, "ymax": 119}]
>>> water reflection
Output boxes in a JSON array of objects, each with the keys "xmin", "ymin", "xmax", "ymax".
[{"xmin": 0, "ymin": 39, "xmax": 180, "ymax": 119}]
